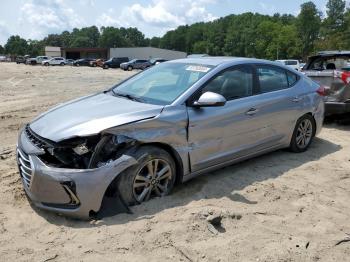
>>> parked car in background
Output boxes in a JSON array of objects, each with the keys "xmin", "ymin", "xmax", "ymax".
[
  {"xmin": 299, "ymin": 63, "xmax": 306, "ymax": 71},
  {"xmin": 89, "ymin": 59, "xmax": 105, "ymax": 67},
  {"xmin": 149, "ymin": 58, "xmax": 168, "ymax": 66},
  {"xmin": 276, "ymin": 60, "xmax": 300, "ymax": 71},
  {"xmin": 27, "ymin": 56, "xmax": 50, "ymax": 65},
  {"xmin": 16, "ymin": 56, "xmax": 26, "ymax": 64},
  {"xmin": 42, "ymin": 57, "xmax": 66, "ymax": 66},
  {"xmin": 302, "ymin": 51, "xmax": 350, "ymax": 116},
  {"xmin": 120, "ymin": 59, "xmax": 151, "ymax": 71},
  {"xmin": 0, "ymin": 56, "xmax": 11, "ymax": 62},
  {"xmin": 66, "ymin": 59, "xmax": 75, "ymax": 65},
  {"xmin": 16, "ymin": 57, "xmax": 324, "ymax": 218},
  {"xmin": 102, "ymin": 57, "xmax": 129, "ymax": 69},
  {"xmin": 73, "ymin": 58, "xmax": 95, "ymax": 67}
]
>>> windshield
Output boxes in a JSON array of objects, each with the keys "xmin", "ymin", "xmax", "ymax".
[{"xmin": 112, "ymin": 62, "xmax": 213, "ymax": 105}]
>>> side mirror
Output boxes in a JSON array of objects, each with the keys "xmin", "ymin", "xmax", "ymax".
[{"xmin": 193, "ymin": 92, "xmax": 226, "ymax": 107}]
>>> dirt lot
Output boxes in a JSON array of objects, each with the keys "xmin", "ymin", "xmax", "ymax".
[{"xmin": 0, "ymin": 63, "xmax": 349, "ymax": 262}]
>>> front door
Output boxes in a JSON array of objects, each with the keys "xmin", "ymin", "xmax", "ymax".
[{"xmin": 187, "ymin": 65, "xmax": 270, "ymax": 172}]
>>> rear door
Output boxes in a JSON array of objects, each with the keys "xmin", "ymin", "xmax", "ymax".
[{"xmin": 253, "ymin": 64, "xmax": 303, "ymax": 142}]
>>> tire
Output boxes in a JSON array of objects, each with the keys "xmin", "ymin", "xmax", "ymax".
[
  {"xmin": 127, "ymin": 66, "xmax": 133, "ymax": 71},
  {"xmin": 116, "ymin": 146, "xmax": 176, "ymax": 206},
  {"xmin": 103, "ymin": 65, "xmax": 109, "ymax": 69},
  {"xmin": 60, "ymin": 62, "xmax": 65, "ymax": 66},
  {"xmin": 44, "ymin": 62, "xmax": 49, "ymax": 66},
  {"xmin": 289, "ymin": 114, "xmax": 315, "ymax": 153},
  {"xmin": 76, "ymin": 63, "xmax": 80, "ymax": 67}
]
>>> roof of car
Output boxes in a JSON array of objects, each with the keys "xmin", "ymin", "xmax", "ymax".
[
  {"xmin": 168, "ymin": 57, "xmax": 276, "ymax": 66},
  {"xmin": 309, "ymin": 51, "xmax": 350, "ymax": 59}
]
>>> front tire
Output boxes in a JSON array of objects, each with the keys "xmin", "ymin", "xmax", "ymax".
[
  {"xmin": 289, "ymin": 114, "xmax": 315, "ymax": 153},
  {"xmin": 127, "ymin": 66, "xmax": 133, "ymax": 71},
  {"xmin": 117, "ymin": 146, "xmax": 176, "ymax": 206}
]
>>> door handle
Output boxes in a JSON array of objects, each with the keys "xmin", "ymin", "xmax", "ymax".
[
  {"xmin": 292, "ymin": 96, "xmax": 302, "ymax": 103},
  {"xmin": 245, "ymin": 108, "xmax": 259, "ymax": 116}
]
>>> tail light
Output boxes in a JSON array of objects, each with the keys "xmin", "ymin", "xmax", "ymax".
[
  {"xmin": 334, "ymin": 70, "xmax": 350, "ymax": 84},
  {"xmin": 316, "ymin": 85, "xmax": 326, "ymax": 96}
]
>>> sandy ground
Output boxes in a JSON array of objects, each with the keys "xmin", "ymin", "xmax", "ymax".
[{"xmin": 0, "ymin": 62, "xmax": 349, "ymax": 262}]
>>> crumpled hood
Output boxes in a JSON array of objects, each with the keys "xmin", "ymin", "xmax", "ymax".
[{"xmin": 30, "ymin": 92, "xmax": 164, "ymax": 142}]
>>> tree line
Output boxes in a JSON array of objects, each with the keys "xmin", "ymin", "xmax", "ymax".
[{"xmin": 1, "ymin": 0, "xmax": 349, "ymax": 60}]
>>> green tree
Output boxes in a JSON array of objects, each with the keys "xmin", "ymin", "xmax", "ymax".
[
  {"xmin": 317, "ymin": 0, "xmax": 347, "ymax": 50},
  {"xmin": 70, "ymin": 26, "xmax": 100, "ymax": 47},
  {"xmin": 4, "ymin": 35, "xmax": 28, "ymax": 55},
  {"xmin": 42, "ymin": 34, "xmax": 62, "ymax": 47},
  {"xmin": 150, "ymin": 37, "xmax": 161, "ymax": 48},
  {"xmin": 325, "ymin": 0, "xmax": 346, "ymax": 30},
  {"xmin": 0, "ymin": 44, "xmax": 4, "ymax": 54},
  {"xmin": 296, "ymin": 2, "xmax": 321, "ymax": 59},
  {"xmin": 99, "ymin": 26, "xmax": 127, "ymax": 48},
  {"xmin": 27, "ymin": 40, "xmax": 44, "ymax": 56}
]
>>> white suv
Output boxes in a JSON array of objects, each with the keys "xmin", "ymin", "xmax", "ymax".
[
  {"xmin": 42, "ymin": 57, "xmax": 66, "ymax": 66},
  {"xmin": 275, "ymin": 60, "xmax": 300, "ymax": 71}
]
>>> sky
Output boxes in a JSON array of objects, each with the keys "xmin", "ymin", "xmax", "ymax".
[{"xmin": 0, "ymin": 0, "xmax": 338, "ymax": 45}]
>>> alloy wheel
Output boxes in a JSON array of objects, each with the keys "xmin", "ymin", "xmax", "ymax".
[
  {"xmin": 296, "ymin": 119, "xmax": 313, "ymax": 149},
  {"xmin": 133, "ymin": 159, "xmax": 173, "ymax": 203}
]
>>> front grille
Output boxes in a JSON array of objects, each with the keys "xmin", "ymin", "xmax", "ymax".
[
  {"xmin": 17, "ymin": 148, "xmax": 33, "ymax": 188},
  {"xmin": 24, "ymin": 125, "xmax": 49, "ymax": 149}
]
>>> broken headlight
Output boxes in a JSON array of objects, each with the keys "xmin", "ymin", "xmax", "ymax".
[{"xmin": 73, "ymin": 143, "xmax": 90, "ymax": 155}]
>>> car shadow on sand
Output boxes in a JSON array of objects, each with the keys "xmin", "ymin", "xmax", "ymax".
[{"xmin": 33, "ymin": 136, "xmax": 341, "ymax": 227}]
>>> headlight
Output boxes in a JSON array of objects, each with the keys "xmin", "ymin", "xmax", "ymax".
[{"xmin": 73, "ymin": 143, "xmax": 90, "ymax": 155}]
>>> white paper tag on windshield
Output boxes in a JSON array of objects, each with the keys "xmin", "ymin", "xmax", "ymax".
[{"xmin": 186, "ymin": 65, "xmax": 210, "ymax": 73}]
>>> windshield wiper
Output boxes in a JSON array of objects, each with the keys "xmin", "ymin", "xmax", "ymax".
[{"xmin": 112, "ymin": 90, "xmax": 144, "ymax": 102}]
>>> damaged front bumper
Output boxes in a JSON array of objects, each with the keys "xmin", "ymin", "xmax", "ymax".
[{"xmin": 16, "ymin": 129, "xmax": 137, "ymax": 219}]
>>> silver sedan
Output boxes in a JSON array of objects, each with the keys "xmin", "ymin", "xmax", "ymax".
[{"xmin": 16, "ymin": 57, "xmax": 325, "ymax": 219}]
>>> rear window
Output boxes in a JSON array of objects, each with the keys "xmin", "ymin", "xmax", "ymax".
[
  {"xmin": 308, "ymin": 56, "xmax": 350, "ymax": 71},
  {"xmin": 286, "ymin": 71, "xmax": 299, "ymax": 86},
  {"xmin": 257, "ymin": 66, "xmax": 288, "ymax": 93}
]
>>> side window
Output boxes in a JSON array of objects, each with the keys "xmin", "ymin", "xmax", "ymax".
[
  {"xmin": 202, "ymin": 66, "xmax": 253, "ymax": 101},
  {"xmin": 257, "ymin": 66, "xmax": 288, "ymax": 93},
  {"xmin": 286, "ymin": 71, "xmax": 299, "ymax": 87}
]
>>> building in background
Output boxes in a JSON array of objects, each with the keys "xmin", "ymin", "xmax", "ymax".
[
  {"xmin": 109, "ymin": 47, "xmax": 186, "ymax": 60},
  {"xmin": 61, "ymin": 48, "xmax": 108, "ymax": 60},
  {"xmin": 44, "ymin": 46, "xmax": 61, "ymax": 57},
  {"xmin": 45, "ymin": 46, "xmax": 187, "ymax": 60}
]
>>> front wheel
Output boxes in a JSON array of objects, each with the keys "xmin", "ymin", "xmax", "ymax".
[
  {"xmin": 117, "ymin": 146, "xmax": 176, "ymax": 205},
  {"xmin": 289, "ymin": 114, "xmax": 315, "ymax": 153},
  {"xmin": 60, "ymin": 62, "xmax": 65, "ymax": 66},
  {"xmin": 127, "ymin": 66, "xmax": 133, "ymax": 71}
]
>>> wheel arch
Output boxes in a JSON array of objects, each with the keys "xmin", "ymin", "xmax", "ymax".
[
  {"xmin": 138, "ymin": 142, "xmax": 184, "ymax": 185},
  {"xmin": 304, "ymin": 112, "xmax": 317, "ymax": 136}
]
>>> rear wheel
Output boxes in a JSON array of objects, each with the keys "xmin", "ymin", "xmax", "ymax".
[
  {"xmin": 127, "ymin": 66, "xmax": 133, "ymax": 71},
  {"xmin": 103, "ymin": 64, "xmax": 109, "ymax": 69},
  {"xmin": 44, "ymin": 62, "xmax": 49, "ymax": 66},
  {"xmin": 60, "ymin": 62, "xmax": 65, "ymax": 66},
  {"xmin": 116, "ymin": 146, "xmax": 176, "ymax": 205},
  {"xmin": 289, "ymin": 114, "xmax": 315, "ymax": 153}
]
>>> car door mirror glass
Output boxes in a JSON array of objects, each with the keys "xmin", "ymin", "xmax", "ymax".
[{"xmin": 193, "ymin": 92, "xmax": 226, "ymax": 107}]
